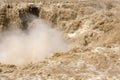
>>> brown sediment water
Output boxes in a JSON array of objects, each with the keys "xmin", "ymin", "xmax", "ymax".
[{"xmin": 0, "ymin": 0, "xmax": 120, "ymax": 79}]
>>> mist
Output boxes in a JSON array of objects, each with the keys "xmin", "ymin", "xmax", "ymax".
[{"xmin": 0, "ymin": 18, "xmax": 69, "ymax": 66}]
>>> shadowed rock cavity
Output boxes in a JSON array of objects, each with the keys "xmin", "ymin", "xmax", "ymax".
[{"xmin": 19, "ymin": 4, "xmax": 40, "ymax": 30}]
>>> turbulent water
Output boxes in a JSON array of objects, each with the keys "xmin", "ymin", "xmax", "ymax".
[
  {"xmin": 0, "ymin": 18, "xmax": 70, "ymax": 65},
  {"xmin": 0, "ymin": 0, "xmax": 120, "ymax": 80}
]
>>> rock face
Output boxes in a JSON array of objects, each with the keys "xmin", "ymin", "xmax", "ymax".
[{"xmin": 0, "ymin": 0, "xmax": 120, "ymax": 80}]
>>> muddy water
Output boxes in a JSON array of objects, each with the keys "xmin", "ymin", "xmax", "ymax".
[{"xmin": 0, "ymin": 0, "xmax": 120, "ymax": 80}]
